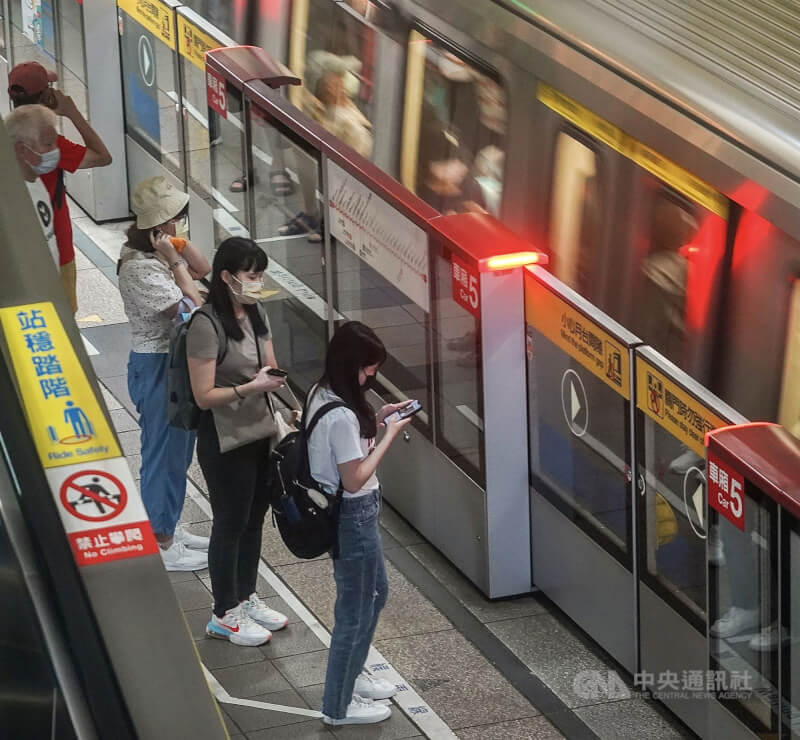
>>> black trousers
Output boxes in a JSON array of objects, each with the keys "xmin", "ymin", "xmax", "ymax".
[{"xmin": 197, "ymin": 412, "xmax": 271, "ymax": 617}]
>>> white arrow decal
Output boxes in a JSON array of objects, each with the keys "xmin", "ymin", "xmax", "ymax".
[
  {"xmin": 692, "ymin": 483, "xmax": 704, "ymax": 526},
  {"xmin": 142, "ymin": 45, "xmax": 151, "ymax": 77},
  {"xmin": 570, "ymin": 381, "xmax": 581, "ymax": 421}
]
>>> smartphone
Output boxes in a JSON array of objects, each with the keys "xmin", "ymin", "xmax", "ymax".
[
  {"xmin": 386, "ymin": 400, "xmax": 422, "ymax": 424},
  {"xmin": 267, "ymin": 368, "xmax": 288, "ymax": 377}
]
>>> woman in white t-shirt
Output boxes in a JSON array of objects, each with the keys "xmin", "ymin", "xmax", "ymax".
[{"xmin": 307, "ymin": 321, "xmax": 413, "ymax": 727}]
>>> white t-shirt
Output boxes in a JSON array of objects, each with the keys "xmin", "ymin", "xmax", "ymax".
[
  {"xmin": 306, "ymin": 385, "xmax": 379, "ymax": 498},
  {"xmin": 26, "ymin": 179, "xmax": 58, "ymax": 267},
  {"xmin": 118, "ymin": 247, "xmax": 183, "ymax": 353}
]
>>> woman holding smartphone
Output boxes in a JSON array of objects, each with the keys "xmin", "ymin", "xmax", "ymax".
[
  {"xmin": 306, "ymin": 321, "xmax": 413, "ymax": 726},
  {"xmin": 186, "ymin": 237, "xmax": 288, "ymax": 646},
  {"xmin": 118, "ymin": 176, "xmax": 211, "ymax": 572}
]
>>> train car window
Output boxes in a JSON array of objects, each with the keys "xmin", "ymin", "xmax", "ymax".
[
  {"xmin": 778, "ymin": 279, "xmax": 800, "ymax": 437},
  {"xmin": 433, "ymin": 250, "xmax": 484, "ymax": 484},
  {"xmin": 401, "ymin": 30, "xmax": 506, "ymax": 218},
  {"xmin": 634, "ymin": 190, "xmax": 697, "ymax": 366},
  {"xmin": 549, "ymin": 133, "xmax": 599, "ymax": 295},
  {"xmin": 629, "ymin": 180, "xmax": 727, "ymax": 382},
  {"xmin": 289, "ymin": 0, "xmax": 376, "ymax": 159},
  {"xmin": 118, "ymin": 5, "xmax": 184, "ymax": 180}
]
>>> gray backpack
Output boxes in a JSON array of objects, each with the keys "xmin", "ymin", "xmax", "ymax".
[{"xmin": 167, "ymin": 305, "xmax": 226, "ymax": 430}]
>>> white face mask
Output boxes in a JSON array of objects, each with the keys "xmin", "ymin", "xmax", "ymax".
[
  {"xmin": 171, "ymin": 215, "xmax": 188, "ymax": 237},
  {"xmin": 25, "ymin": 144, "xmax": 60, "ymax": 175},
  {"xmin": 230, "ymin": 274, "xmax": 263, "ymax": 304}
]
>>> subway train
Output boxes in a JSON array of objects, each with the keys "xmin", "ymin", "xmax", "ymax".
[{"xmin": 198, "ymin": 0, "xmax": 800, "ymax": 427}]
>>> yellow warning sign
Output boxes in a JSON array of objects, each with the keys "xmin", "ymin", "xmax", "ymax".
[
  {"xmin": 525, "ymin": 273, "xmax": 629, "ymax": 400},
  {"xmin": 636, "ymin": 357, "xmax": 726, "ymax": 458},
  {"xmin": 537, "ymin": 83, "xmax": 728, "ymax": 220},
  {"xmin": 0, "ymin": 303, "xmax": 121, "ymax": 469},
  {"xmin": 118, "ymin": 0, "xmax": 175, "ymax": 47},
  {"xmin": 178, "ymin": 15, "xmax": 220, "ymax": 70}
]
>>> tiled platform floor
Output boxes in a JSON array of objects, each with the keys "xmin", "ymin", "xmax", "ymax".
[{"xmin": 74, "ymin": 206, "xmax": 696, "ymax": 740}]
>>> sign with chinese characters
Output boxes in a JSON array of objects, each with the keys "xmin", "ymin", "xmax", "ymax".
[
  {"xmin": 1, "ymin": 302, "xmax": 157, "ymax": 567},
  {"xmin": 326, "ymin": 159, "xmax": 430, "ymax": 313},
  {"xmin": 707, "ymin": 453, "xmax": 745, "ymax": 531},
  {"xmin": 206, "ymin": 67, "xmax": 227, "ymax": 119},
  {"xmin": 47, "ymin": 458, "xmax": 158, "ymax": 565},
  {"xmin": 451, "ymin": 253, "xmax": 479, "ymax": 318},
  {"xmin": 118, "ymin": 0, "xmax": 175, "ymax": 47},
  {"xmin": 524, "ymin": 273, "xmax": 630, "ymax": 399},
  {"xmin": 0, "ymin": 303, "xmax": 121, "ymax": 468},
  {"xmin": 636, "ymin": 358, "xmax": 726, "ymax": 458},
  {"xmin": 178, "ymin": 15, "xmax": 220, "ymax": 70}
]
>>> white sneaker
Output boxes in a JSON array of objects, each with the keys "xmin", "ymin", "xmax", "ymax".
[
  {"xmin": 354, "ymin": 669, "xmax": 398, "ymax": 700},
  {"xmin": 174, "ymin": 523, "xmax": 210, "ymax": 551},
  {"xmin": 159, "ymin": 541, "xmax": 208, "ymax": 572},
  {"xmin": 710, "ymin": 606, "xmax": 759, "ymax": 638},
  {"xmin": 323, "ymin": 695, "xmax": 391, "ymax": 726},
  {"xmin": 749, "ymin": 622, "xmax": 788, "ymax": 651},
  {"xmin": 241, "ymin": 593, "xmax": 288, "ymax": 631},
  {"xmin": 206, "ymin": 604, "xmax": 271, "ymax": 646}
]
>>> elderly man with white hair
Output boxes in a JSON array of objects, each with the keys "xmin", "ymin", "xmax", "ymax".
[{"xmin": 5, "ymin": 104, "xmax": 60, "ymax": 266}]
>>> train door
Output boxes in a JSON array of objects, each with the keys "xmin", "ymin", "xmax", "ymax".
[
  {"xmin": 621, "ymin": 171, "xmax": 728, "ymax": 386},
  {"xmin": 535, "ymin": 84, "xmax": 633, "ymax": 310}
]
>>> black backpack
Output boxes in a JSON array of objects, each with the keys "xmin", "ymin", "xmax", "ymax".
[
  {"xmin": 167, "ymin": 306, "xmax": 227, "ymax": 430},
  {"xmin": 267, "ymin": 397, "xmax": 348, "ymax": 559}
]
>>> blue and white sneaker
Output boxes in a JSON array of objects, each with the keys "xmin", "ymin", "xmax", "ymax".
[
  {"xmin": 242, "ymin": 593, "xmax": 288, "ymax": 631},
  {"xmin": 206, "ymin": 604, "xmax": 271, "ymax": 646}
]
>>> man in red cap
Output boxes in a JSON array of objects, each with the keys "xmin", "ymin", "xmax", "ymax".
[{"xmin": 8, "ymin": 61, "xmax": 112, "ymax": 314}]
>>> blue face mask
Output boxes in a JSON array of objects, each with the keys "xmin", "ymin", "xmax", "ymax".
[{"xmin": 26, "ymin": 145, "xmax": 60, "ymax": 175}]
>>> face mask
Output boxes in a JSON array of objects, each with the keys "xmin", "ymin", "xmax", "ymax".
[
  {"xmin": 26, "ymin": 145, "xmax": 60, "ymax": 175},
  {"xmin": 362, "ymin": 373, "xmax": 378, "ymax": 391},
  {"xmin": 171, "ymin": 215, "xmax": 189, "ymax": 237},
  {"xmin": 230, "ymin": 274, "xmax": 262, "ymax": 304}
]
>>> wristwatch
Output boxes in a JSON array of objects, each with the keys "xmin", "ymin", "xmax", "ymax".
[{"xmin": 170, "ymin": 257, "xmax": 187, "ymax": 271}]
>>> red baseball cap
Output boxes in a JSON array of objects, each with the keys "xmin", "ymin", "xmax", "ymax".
[{"xmin": 8, "ymin": 61, "xmax": 57, "ymax": 98}]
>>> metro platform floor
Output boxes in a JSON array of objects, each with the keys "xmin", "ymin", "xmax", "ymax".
[{"xmin": 69, "ymin": 200, "xmax": 695, "ymax": 740}]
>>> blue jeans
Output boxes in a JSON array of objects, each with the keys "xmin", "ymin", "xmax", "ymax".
[
  {"xmin": 127, "ymin": 351, "xmax": 195, "ymax": 537},
  {"xmin": 322, "ymin": 490, "xmax": 388, "ymax": 718}
]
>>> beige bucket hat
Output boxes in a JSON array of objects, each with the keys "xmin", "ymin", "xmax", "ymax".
[{"xmin": 131, "ymin": 176, "xmax": 190, "ymax": 229}]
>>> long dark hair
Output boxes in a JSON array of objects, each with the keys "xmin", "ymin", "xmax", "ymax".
[
  {"xmin": 209, "ymin": 237, "xmax": 269, "ymax": 341},
  {"xmin": 320, "ymin": 321, "xmax": 386, "ymax": 438}
]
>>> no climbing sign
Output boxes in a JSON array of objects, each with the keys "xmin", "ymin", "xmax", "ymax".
[{"xmin": 47, "ymin": 458, "xmax": 158, "ymax": 566}]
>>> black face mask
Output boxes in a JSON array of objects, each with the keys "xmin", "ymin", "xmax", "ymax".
[{"xmin": 363, "ymin": 374, "xmax": 377, "ymax": 392}]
